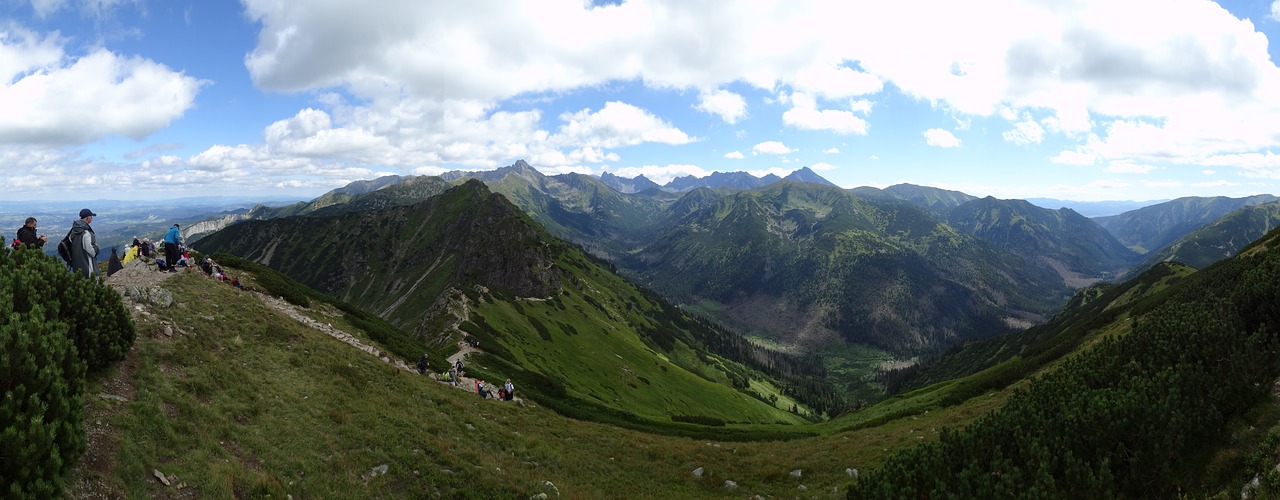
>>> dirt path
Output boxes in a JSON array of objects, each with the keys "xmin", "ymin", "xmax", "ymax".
[{"xmin": 253, "ymin": 293, "xmax": 417, "ymax": 373}]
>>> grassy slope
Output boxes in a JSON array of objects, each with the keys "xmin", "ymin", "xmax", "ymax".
[
  {"xmin": 77, "ymin": 270, "xmax": 1015, "ymax": 498},
  {"xmin": 464, "ymin": 251, "xmax": 807, "ymax": 425}
]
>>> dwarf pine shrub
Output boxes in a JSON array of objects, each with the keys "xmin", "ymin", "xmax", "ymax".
[{"xmin": 1, "ymin": 248, "xmax": 134, "ymax": 497}]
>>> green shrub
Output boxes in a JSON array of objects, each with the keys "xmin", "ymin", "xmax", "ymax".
[
  {"xmin": 1, "ymin": 251, "xmax": 95, "ymax": 497},
  {"xmin": 8, "ymin": 248, "xmax": 134, "ymax": 374},
  {"xmin": 213, "ymin": 253, "xmax": 310, "ymax": 307}
]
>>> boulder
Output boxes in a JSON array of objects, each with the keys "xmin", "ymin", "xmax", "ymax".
[{"xmin": 692, "ymin": 467, "xmax": 704, "ymax": 477}]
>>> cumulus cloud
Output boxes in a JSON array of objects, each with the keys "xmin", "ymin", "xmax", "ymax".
[
  {"xmin": 923, "ymin": 128, "xmax": 961, "ymax": 148},
  {"xmin": 810, "ymin": 161, "xmax": 837, "ymax": 171},
  {"xmin": 724, "ymin": 151, "xmax": 744, "ymax": 159},
  {"xmin": 695, "ymin": 89, "xmax": 747, "ymax": 124},
  {"xmin": 552, "ymin": 101, "xmax": 693, "ymax": 148},
  {"xmin": 781, "ymin": 92, "xmax": 869, "ymax": 135},
  {"xmin": 753, "ymin": 141, "xmax": 793, "ymax": 155},
  {"xmin": 822, "ymin": 147, "xmax": 840, "ymax": 154},
  {"xmin": 1002, "ymin": 114, "xmax": 1045, "ymax": 145},
  {"xmin": 0, "ymin": 25, "xmax": 203, "ymax": 146},
  {"xmin": 1272, "ymin": 0, "xmax": 1280, "ymax": 22}
]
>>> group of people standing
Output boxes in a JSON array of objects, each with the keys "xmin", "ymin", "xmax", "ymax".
[
  {"xmin": 11, "ymin": 209, "xmax": 100, "ymax": 278},
  {"xmin": 419, "ymin": 353, "xmax": 516, "ymax": 401},
  {"xmin": 12, "ymin": 209, "xmax": 186, "ymax": 279}
]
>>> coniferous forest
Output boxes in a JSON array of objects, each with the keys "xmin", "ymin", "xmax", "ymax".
[{"xmin": 850, "ymin": 231, "xmax": 1280, "ymax": 497}]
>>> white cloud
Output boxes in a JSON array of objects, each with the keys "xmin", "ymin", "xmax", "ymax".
[
  {"xmin": 822, "ymin": 147, "xmax": 839, "ymax": 154},
  {"xmin": 753, "ymin": 141, "xmax": 793, "ymax": 155},
  {"xmin": 695, "ymin": 89, "xmax": 747, "ymax": 124},
  {"xmin": 1272, "ymin": 0, "xmax": 1280, "ymax": 22},
  {"xmin": 1143, "ymin": 180, "xmax": 1183, "ymax": 188},
  {"xmin": 552, "ymin": 101, "xmax": 693, "ymax": 149},
  {"xmin": 724, "ymin": 151, "xmax": 745, "ymax": 159},
  {"xmin": 1193, "ymin": 179, "xmax": 1236, "ymax": 187},
  {"xmin": 0, "ymin": 25, "xmax": 203, "ymax": 146},
  {"xmin": 923, "ymin": 128, "xmax": 961, "ymax": 148},
  {"xmin": 781, "ymin": 92, "xmax": 869, "ymax": 135},
  {"xmin": 811, "ymin": 161, "xmax": 837, "ymax": 171},
  {"xmin": 1202, "ymin": 169, "xmax": 1216, "ymax": 175},
  {"xmin": 1002, "ymin": 113, "xmax": 1045, "ymax": 145}
]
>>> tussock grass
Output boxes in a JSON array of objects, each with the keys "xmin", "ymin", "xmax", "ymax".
[{"xmin": 75, "ymin": 271, "xmax": 1014, "ymax": 497}]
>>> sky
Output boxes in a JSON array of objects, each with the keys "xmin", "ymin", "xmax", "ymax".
[{"xmin": 6, "ymin": 1, "xmax": 1280, "ymax": 202}]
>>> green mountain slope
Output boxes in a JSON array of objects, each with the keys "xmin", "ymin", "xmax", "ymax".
[
  {"xmin": 946, "ymin": 197, "xmax": 1138, "ymax": 280},
  {"xmin": 850, "ymin": 225, "xmax": 1280, "ymax": 497},
  {"xmin": 626, "ymin": 181, "xmax": 1067, "ymax": 354},
  {"xmin": 1130, "ymin": 201, "xmax": 1280, "ymax": 274},
  {"xmin": 1094, "ymin": 194, "xmax": 1280, "ymax": 253},
  {"xmin": 196, "ymin": 181, "xmax": 817, "ymax": 425}
]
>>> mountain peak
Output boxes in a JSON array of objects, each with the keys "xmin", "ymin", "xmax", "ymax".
[{"xmin": 783, "ymin": 167, "xmax": 836, "ymax": 187}]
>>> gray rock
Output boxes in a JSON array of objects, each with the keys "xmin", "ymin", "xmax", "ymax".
[
  {"xmin": 148, "ymin": 287, "xmax": 173, "ymax": 308},
  {"xmin": 724, "ymin": 480, "xmax": 737, "ymax": 489},
  {"xmin": 126, "ymin": 285, "xmax": 142, "ymax": 302},
  {"xmin": 99, "ymin": 393, "xmax": 126, "ymax": 403},
  {"xmin": 465, "ymin": 423, "xmax": 475, "ymax": 430},
  {"xmin": 692, "ymin": 467, "xmax": 704, "ymax": 477},
  {"xmin": 153, "ymin": 469, "xmax": 171, "ymax": 486},
  {"xmin": 798, "ymin": 484, "xmax": 807, "ymax": 492},
  {"xmin": 369, "ymin": 464, "xmax": 388, "ymax": 476},
  {"xmin": 539, "ymin": 480, "xmax": 559, "ymax": 497},
  {"xmin": 529, "ymin": 494, "xmax": 548, "ymax": 500},
  {"xmin": 847, "ymin": 468, "xmax": 859, "ymax": 479},
  {"xmin": 163, "ymin": 325, "xmax": 173, "ymax": 337},
  {"xmin": 790, "ymin": 469, "xmax": 803, "ymax": 477}
]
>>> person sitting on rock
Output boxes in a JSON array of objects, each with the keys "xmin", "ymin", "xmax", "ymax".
[{"xmin": 475, "ymin": 379, "xmax": 491, "ymax": 399}]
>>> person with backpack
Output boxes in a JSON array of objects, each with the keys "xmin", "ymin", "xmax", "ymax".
[
  {"xmin": 16, "ymin": 217, "xmax": 47, "ymax": 249},
  {"xmin": 416, "ymin": 353, "xmax": 429, "ymax": 375},
  {"xmin": 503, "ymin": 378, "xmax": 515, "ymax": 401},
  {"xmin": 163, "ymin": 224, "xmax": 182, "ymax": 274},
  {"xmin": 66, "ymin": 209, "xmax": 99, "ymax": 277}
]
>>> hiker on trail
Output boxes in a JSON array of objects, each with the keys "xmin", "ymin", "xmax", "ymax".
[
  {"xmin": 67, "ymin": 209, "xmax": 99, "ymax": 278},
  {"xmin": 503, "ymin": 379, "xmax": 515, "ymax": 401},
  {"xmin": 163, "ymin": 224, "xmax": 182, "ymax": 273},
  {"xmin": 416, "ymin": 353, "xmax": 429, "ymax": 375},
  {"xmin": 455, "ymin": 359, "xmax": 464, "ymax": 378},
  {"xmin": 476, "ymin": 380, "xmax": 491, "ymax": 399},
  {"xmin": 448, "ymin": 367, "xmax": 459, "ymax": 385},
  {"xmin": 16, "ymin": 217, "xmax": 47, "ymax": 249}
]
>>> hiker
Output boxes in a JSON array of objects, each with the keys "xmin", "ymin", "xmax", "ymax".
[
  {"xmin": 230, "ymin": 276, "xmax": 244, "ymax": 289},
  {"xmin": 448, "ymin": 367, "xmax": 459, "ymax": 385},
  {"xmin": 163, "ymin": 224, "xmax": 182, "ymax": 273},
  {"xmin": 476, "ymin": 380, "xmax": 491, "ymax": 399},
  {"xmin": 503, "ymin": 379, "xmax": 515, "ymax": 401},
  {"xmin": 67, "ymin": 209, "xmax": 99, "ymax": 278},
  {"xmin": 416, "ymin": 353, "xmax": 429, "ymax": 375},
  {"xmin": 200, "ymin": 258, "xmax": 214, "ymax": 276},
  {"xmin": 16, "ymin": 217, "xmax": 46, "ymax": 249},
  {"xmin": 107, "ymin": 248, "xmax": 123, "ymax": 276},
  {"xmin": 455, "ymin": 359, "xmax": 464, "ymax": 378}
]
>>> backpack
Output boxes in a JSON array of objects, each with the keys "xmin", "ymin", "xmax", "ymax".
[{"xmin": 57, "ymin": 234, "xmax": 73, "ymax": 264}]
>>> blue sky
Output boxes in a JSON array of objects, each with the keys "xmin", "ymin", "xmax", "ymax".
[{"xmin": 6, "ymin": 0, "xmax": 1280, "ymax": 202}]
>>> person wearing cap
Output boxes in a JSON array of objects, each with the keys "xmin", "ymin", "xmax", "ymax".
[
  {"xmin": 68, "ymin": 208, "xmax": 100, "ymax": 277},
  {"xmin": 163, "ymin": 223, "xmax": 183, "ymax": 273}
]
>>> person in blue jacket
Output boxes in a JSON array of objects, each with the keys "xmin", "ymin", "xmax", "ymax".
[{"xmin": 163, "ymin": 224, "xmax": 182, "ymax": 273}]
